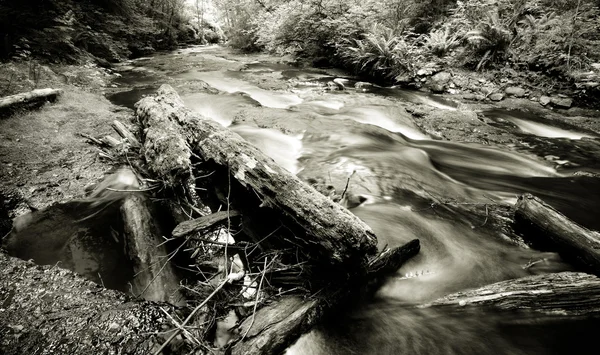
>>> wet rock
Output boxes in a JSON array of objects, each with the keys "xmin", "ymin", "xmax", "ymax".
[
  {"xmin": 427, "ymin": 71, "xmax": 452, "ymax": 93},
  {"xmin": 505, "ymin": 86, "xmax": 526, "ymax": 98},
  {"xmin": 332, "ymin": 78, "xmax": 347, "ymax": 90},
  {"xmin": 354, "ymin": 82, "xmax": 373, "ymax": 90},
  {"xmin": 462, "ymin": 93, "xmax": 477, "ymax": 100},
  {"xmin": 475, "ymin": 94, "xmax": 486, "ymax": 101},
  {"xmin": 539, "ymin": 96, "xmax": 551, "ymax": 106},
  {"xmin": 489, "ymin": 93, "xmax": 504, "ymax": 101},
  {"xmin": 550, "ymin": 97, "xmax": 573, "ymax": 109}
]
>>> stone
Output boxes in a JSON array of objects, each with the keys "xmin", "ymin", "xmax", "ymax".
[
  {"xmin": 462, "ymin": 93, "xmax": 476, "ymax": 100},
  {"xmin": 431, "ymin": 71, "xmax": 452, "ymax": 84},
  {"xmin": 429, "ymin": 84, "xmax": 445, "ymax": 93},
  {"xmin": 505, "ymin": 86, "xmax": 526, "ymax": 97},
  {"xmin": 475, "ymin": 94, "xmax": 486, "ymax": 101},
  {"xmin": 427, "ymin": 71, "xmax": 452, "ymax": 93},
  {"xmin": 550, "ymin": 97, "xmax": 573, "ymax": 108},
  {"xmin": 489, "ymin": 93, "xmax": 504, "ymax": 101},
  {"xmin": 539, "ymin": 96, "xmax": 551, "ymax": 106}
]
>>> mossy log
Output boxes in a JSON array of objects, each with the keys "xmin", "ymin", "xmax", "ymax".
[
  {"xmin": 134, "ymin": 84, "xmax": 416, "ymax": 355},
  {"xmin": 514, "ymin": 193, "xmax": 600, "ymax": 276},
  {"xmin": 0, "ymin": 88, "xmax": 63, "ymax": 113},
  {"xmin": 135, "ymin": 84, "xmax": 378, "ymax": 268},
  {"xmin": 423, "ymin": 272, "xmax": 600, "ymax": 316}
]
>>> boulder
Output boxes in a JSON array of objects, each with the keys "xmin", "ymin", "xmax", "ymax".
[
  {"xmin": 539, "ymin": 96, "xmax": 551, "ymax": 106},
  {"xmin": 550, "ymin": 97, "xmax": 573, "ymax": 108},
  {"xmin": 505, "ymin": 86, "xmax": 526, "ymax": 98},
  {"xmin": 489, "ymin": 93, "xmax": 504, "ymax": 101},
  {"xmin": 427, "ymin": 71, "xmax": 452, "ymax": 93}
]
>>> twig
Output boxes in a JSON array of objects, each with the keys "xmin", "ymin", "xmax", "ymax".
[
  {"xmin": 159, "ymin": 307, "xmax": 201, "ymax": 346},
  {"xmin": 225, "ymin": 166, "xmax": 232, "ymax": 278},
  {"xmin": 340, "ymin": 170, "xmax": 355, "ymax": 201},
  {"xmin": 153, "ymin": 278, "xmax": 228, "ymax": 355},
  {"xmin": 242, "ymin": 257, "xmax": 268, "ymax": 339}
]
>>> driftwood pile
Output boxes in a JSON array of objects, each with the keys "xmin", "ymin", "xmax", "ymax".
[
  {"xmin": 78, "ymin": 84, "xmax": 600, "ymax": 354},
  {"xmin": 84, "ymin": 84, "xmax": 420, "ymax": 354}
]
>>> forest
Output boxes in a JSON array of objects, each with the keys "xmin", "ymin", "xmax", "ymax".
[
  {"xmin": 2, "ymin": 1, "xmax": 600, "ymax": 354},
  {"xmin": 3, "ymin": 0, "xmax": 599, "ymax": 83},
  {"xmin": 0, "ymin": 0, "xmax": 224, "ymax": 64}
]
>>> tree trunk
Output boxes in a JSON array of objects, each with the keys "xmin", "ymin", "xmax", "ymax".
[
  {"xmin": 0, "ymin": 88, "xmax": 63, "ymax": 113},
  {"xmin": 135, "ymin": 84, "xmax": 378, "ymax": 269},
  {"xmin": 121, "ymin": 193, "xmax": 185, "ymax": 306},
  {"xmin": 514, "ymin": 193, "xmax": 600, "ymax": 276},
  {"xmin": 134, "ymin": 84, "xmax": 414, "ymax": 355},
  {"xmin": 423, "ymin": 272, "xmax": 600, "ymax": 316}
]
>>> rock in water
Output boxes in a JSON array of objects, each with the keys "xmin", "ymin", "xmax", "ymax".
[
  {"xmin": 505, "ymin": 86, "xmax": 526, "ymax": 97},
  {"xmin": 539, "ymin": 96, "xmax": 551, "ymax": 106},
  {"xmin": 489, "ymin": 93, "xmax": 504, "ymax": 101},
  {"xmin": 550, "ymin": 97, "xmax": 573, "ymax": 109}
]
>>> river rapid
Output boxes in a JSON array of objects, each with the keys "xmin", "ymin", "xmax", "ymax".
[{"xmin": 105, "ymin": 45, "xmax": 600, "ymax": 354}]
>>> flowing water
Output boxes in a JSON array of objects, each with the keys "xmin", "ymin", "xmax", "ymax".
[{"xmin": 104, "ymin": 46, "xmax": 600, "ymax": 353}]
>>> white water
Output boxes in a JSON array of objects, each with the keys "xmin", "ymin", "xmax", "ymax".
[{"xmin": 103, "ymin": 46, "xmax": 600, "ymax": 355}]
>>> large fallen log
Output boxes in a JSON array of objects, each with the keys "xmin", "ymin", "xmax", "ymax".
[
  {"xmin": 422, "ymin": 272, "xmax": 600, "ymax": 316},
  {"xmin": 514, "ymin": 194, "xmax": 600, "ymax": 276},
  {"xmin": 135, "ymin": 84, "xmax": 378, "ymax": 268},
  {"xmin": 0, "ymin": 88, "xmax": 63, "ymax": 113},
  {"xmin": 134, "ymin": 84, "xmax": 414, "ymax": 354}
]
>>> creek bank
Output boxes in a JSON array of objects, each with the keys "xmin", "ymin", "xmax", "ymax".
[
  {"xmin": 0, "ymin": 252, "xmax": 184, "ymax": 355},
  {"xmin": 411, "ymin": 66, "xmax": 600, "ymax": 110}
]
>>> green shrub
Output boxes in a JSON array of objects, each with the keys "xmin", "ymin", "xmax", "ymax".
[
  {"xmin": 425, "ymin": 27, "xmax": 461, "ymax": 57},
  {"xmin": 338, "ymin": 24, "xmax": 422, "ymax": 80}
]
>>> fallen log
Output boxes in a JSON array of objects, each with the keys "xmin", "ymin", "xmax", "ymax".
[
  {"xmin": 135, "ymin": 84, "xmax": 378, "ymax": 268},
  {"xmin": 0, "ymin": 88, "xmax": 63, "ymax": 113},
  {"xmin": 121, "ymin": 194, "xmax": 185, "ymax": 306},
  {"xmin": 172, "ymin": 210, "xmax": 240, "ymax": 238},
  {"xmin": 422, "ymin": 272, "xmax": 600, "ymax": 316},
  {"xmin": 231, "ymin": 240, "xmax": 420, "ymax": 355},
  {"xmin": 134, "ymin": 84, "xmax": 413, "ymax": 354},
  {"xmin": 514, "ymin": 193, "xmax": 600, "ymax": 276}
]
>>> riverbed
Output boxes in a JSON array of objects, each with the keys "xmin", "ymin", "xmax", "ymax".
[{"xmin": 9, "ymin": 44, "xmax": 600, "ymax": 354}]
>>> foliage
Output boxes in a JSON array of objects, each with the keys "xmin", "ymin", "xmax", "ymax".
[
  {"xmin": 425, "ymin": 27, "xmax": 461, "ymax": 57},
  {"xmin": 338, "ymin": 24, "xmax": 422, "ymax": 79},
  {"xmin": 0, "ymin": 0, "xmax": 216, "ymax": 63}
]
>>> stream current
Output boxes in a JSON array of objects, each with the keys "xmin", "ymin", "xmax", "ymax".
[{"xmin": 106, "ymin": 46, "xmax": 600, "ymax": 354}]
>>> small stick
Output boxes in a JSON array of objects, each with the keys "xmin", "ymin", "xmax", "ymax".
[
  {"xmin": 159, "ymin": 307, "xmax": 201, "ymax": 346},
  {"xmin": 153, "ymin": 279, "xmax": 228, "ymax": 355},
  {"xmin": 242, "ymin": 257, "xmax": 268, "ymax": 339},
  {"xmin": 340, "ymin": 170, "xmax": 355, "ymax": 201}
]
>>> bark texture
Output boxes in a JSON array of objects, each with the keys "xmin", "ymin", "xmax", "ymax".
[
  {"xmin": 135, "ymin": 84, "xmax": 378, "ymax": 268},
  {"xmin": 514, "ymin": 193, "xmax": 600, "ymax": 276},
  {"xmin": 423, "ymin": 272, "xmax": 600, "ymax": 316},
  {"xmin": 121, "ymin": 194, "xmax": 185, "ymax": 306},
  {"xmin": 0, "ymin": 88, "xmax": 63, "ymax": 112}
]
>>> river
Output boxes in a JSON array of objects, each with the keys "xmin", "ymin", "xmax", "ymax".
[{"xmin": 88, "ymin": 45, "xmax": 600, "ymax": 353}]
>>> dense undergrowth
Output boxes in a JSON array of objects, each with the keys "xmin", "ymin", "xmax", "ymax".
[
  {"xmin": 0, "ymin": 0, "xmax": 225, "ymax": 65},
  {"xmin": 216, "ymin": 0, "xmax": 600, "ymax": 96}
]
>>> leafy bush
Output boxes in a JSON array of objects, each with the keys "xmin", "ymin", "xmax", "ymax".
[
  {"xmin": 425, "ymin": 27, "xmax": 461, "ymax": 57},
  {"xmin": 464, "ymin": 10, "xmax": 514, "ymax": 70},
  {"xmin": 338, "ymin": 24, "xmax": 422, "ymax": 80}
]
